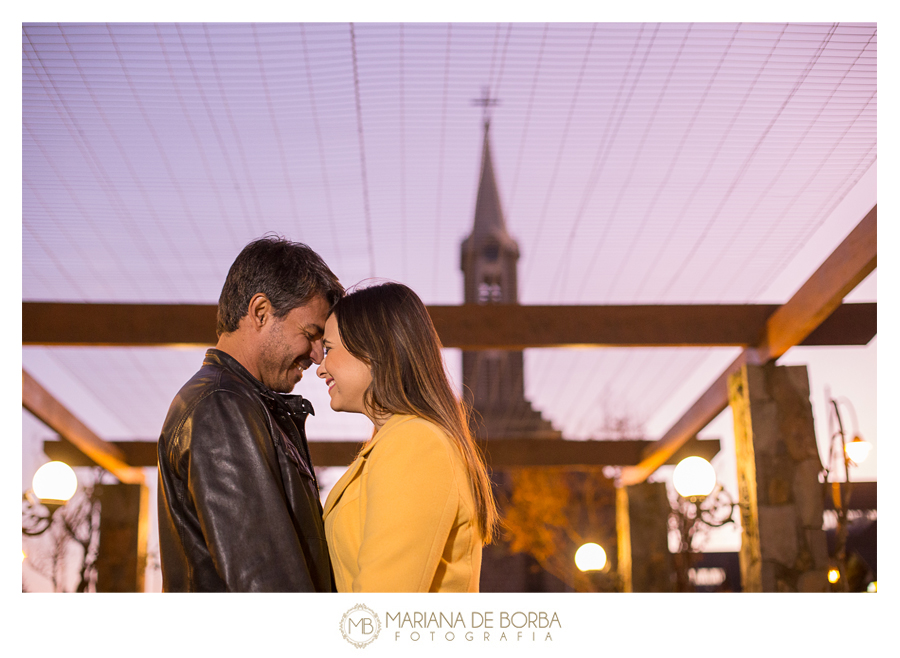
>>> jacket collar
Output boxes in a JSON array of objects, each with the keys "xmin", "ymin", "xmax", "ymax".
[
  {"xmin": 204, "ymin": 348, "xmax": 315, "ymax": 417},
  {"xmin": 322, "ymin": 414, "xmax": 416, "ymax": 517}
]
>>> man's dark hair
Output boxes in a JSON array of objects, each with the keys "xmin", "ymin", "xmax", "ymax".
[{"xmin": 216, "ymin": 236, "xmax": 343, "ymax": 336}]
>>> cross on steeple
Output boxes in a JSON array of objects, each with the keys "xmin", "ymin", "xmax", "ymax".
[{"xmin": 471, "ymin": 86, "xmax": 500, "ymax": 127}]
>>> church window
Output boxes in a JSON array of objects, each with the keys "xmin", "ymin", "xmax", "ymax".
[{"xmin": 478, "ymin": 280, "xmax": 503, "ymax": 303}]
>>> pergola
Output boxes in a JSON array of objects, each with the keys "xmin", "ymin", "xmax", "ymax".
[{"xmin": 22, "ymin": 22, "xmax": 877, "ymax": 593}]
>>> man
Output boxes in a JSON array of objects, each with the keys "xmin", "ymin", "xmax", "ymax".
[{"xmin": 157, "ymin": 237, "xmax": 343, "ymax": 592}]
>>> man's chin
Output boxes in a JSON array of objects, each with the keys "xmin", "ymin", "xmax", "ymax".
[{"xmin": 267, "ymin": 377, "xmax": 298, "ymax": 394}]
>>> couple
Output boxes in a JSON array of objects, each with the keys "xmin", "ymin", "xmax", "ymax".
[{"xmin": 156, "ymin": 237, "xmax": 498, "ymax": 592}]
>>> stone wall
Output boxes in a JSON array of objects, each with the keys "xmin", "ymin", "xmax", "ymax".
[{"xmin": 728, "ymin": 363, "xmax": 829, "ymax": 592}]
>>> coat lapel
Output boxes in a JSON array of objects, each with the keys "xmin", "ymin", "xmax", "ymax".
[
  {"xmin": 321, "ymin": 414, "xmax": 415, "ymax": 517},
  {"xmin": 323, "ymin": 453, "xmax": 365, "ymax": 517}
]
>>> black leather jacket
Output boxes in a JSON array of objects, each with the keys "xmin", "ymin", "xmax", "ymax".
[{"xmin": 157, "ymin": 349, "xmax": 334, "ymax": 592}]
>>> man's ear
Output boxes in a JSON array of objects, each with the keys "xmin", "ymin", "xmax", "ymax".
[{"xmin": 246, "ymin": 293, "xmax": 272, "ymax": 331}]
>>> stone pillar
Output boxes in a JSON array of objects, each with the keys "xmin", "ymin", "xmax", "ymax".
[
  {"xmin": 727, "ymin": 363, "xmax": 829, "ymax": 592},
  {"xmin": 96, "ymin": 483, "xmax": 149, "ymax": 592},
  {"xmin": 616, "ymin": 482, "xmax": 674, "ymax": 592}
]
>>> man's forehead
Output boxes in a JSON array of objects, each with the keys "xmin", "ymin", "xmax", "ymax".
[{"xmin": 285, "ymin": 295, "xmax": 330, "ymax": 326}]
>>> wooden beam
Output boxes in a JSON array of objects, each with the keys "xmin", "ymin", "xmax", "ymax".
[
  {"xmin": 22, "ymin": 301, "xmax": 875, "ymax": 348},
  {"xmin": 23, "ymin": 303, "xmax": 218, "ymax": 347},
  {"xmin": 43, "ymin": 436, "xmax": 721, "ymax": 469},
  {"xmin": 431, "ymin": 304, "xmax": 777, "ymax": 348},
  {"xmin": 23, "ymin": 370, "xmax": 145, "ymax": 485},
  {"xmin": 618, "ymin": 349, "xmax": 764, "ymax": 486},
  {"xmin": 823, "ymin": 481, "xmax": 876, "ymax": 511},
  {"xmin": 618, "ymin": 205, "xmax": 877, "ymax": 487},
  {"xmin": 800, "ymin": 302, "xmax": 876, "ymax": 346},
  {"xmin": 761, "ymin": 205, "xmax": 877, "ymax": 359},
  {"xmin": 43, "ymin": 440, "xmax": 161, "ymax": 469},
  {"xmin": 477, "ymin": 436, "xmax": 721, "ymax": 468}
]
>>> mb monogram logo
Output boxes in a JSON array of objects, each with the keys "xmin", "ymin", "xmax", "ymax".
[{"xmin": 340, "ymin": 604, "xmax": 382, "ymax": 648}]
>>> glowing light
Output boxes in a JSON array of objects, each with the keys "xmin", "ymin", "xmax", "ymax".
[
  {"xmin": 32, "ymin": 461, "xmax": 77, "ymax": 503},
  {"xmin": 867, "ymin": 581, "xmax": 877, "ymax": 593},
  {"xmin": 828, "ymin": 569, "xmax": 841, "ymax": 584},
  {"xmin": 673, "ymin": 456, "xmax": 717, "ymax": 498},
  {"xmin": 844, "ymin": 436, "xmax": 871, "ymax": 465},
  {"xmin": 574, "ymin": 543, "xmax": 607, "ymax": 572}
]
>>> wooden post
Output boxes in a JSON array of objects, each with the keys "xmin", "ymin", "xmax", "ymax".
[
  {"xmin": 96, "ymin": 483, "xmax": 150, "ymax": 592},
  {"xmin": 616, "ymin": 482, "xmax": 674, "ymax": 592},
  {"xmin": 728, "ymin": 364, "xmax": 829, "ymax": 592}
]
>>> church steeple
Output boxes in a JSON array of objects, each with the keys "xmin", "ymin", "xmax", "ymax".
[
  {"xmin": 459, "ymin": 109, "xmax": 561, "ymax": 441},
  {"xmin": 461, "ymin": 121, "xmax": 520, "ymax": 305},
  {"xmin": 470, "ymin": 122, "xmax": 515, "ymax": 245}
]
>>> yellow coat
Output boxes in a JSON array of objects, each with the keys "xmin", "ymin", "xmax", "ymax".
[{"xmin": 322, "ymin": 414, "xmax": 482, "ymax": 592}]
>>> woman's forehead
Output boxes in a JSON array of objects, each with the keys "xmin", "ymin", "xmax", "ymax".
[{"xmin": 324, "ymin": 314, "xmax": 340, "ymax": 335}]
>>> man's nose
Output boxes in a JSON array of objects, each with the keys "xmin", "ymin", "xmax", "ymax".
[{"xmin": 309, "ymin": 338, "xmax": 325, "ymax": 364}]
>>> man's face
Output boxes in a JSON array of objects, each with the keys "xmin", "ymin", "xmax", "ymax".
[{"xmin": 255, "ymin": 295, "xmax": 330, "ymax": 393}]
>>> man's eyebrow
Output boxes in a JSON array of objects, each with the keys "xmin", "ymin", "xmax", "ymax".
[{"xmin": 303, "ymin": 323, "xmax": 325, "ymax": 336}]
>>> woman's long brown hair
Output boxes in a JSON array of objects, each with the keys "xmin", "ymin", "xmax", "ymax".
[{"xmin": 330, "ymin": 281, "xmax": 499, "ymax": 543}]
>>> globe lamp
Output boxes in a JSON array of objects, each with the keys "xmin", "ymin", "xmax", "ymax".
[
  {"xmin": 844, "ymin": 435, "xmax": 871, "ymax": 465},
  {"xmin": 574, "ymin": 542, "xmax": 607, "ymax": 572},
  {"xmin": 32, "ymin": 461, "xmax": 78, "ymax": 509},
  {"xmin": 673, "ymin": 456, "xmax": 717, "ymax": 499}
]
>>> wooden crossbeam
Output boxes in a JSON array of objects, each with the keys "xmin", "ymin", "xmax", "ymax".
[
  {"xmin": 823, "ymin": 481, "xmax": 876, "ymax": 511},
  {"xmin": 800, "ymin": 302, "xmax": 876, "ymax": 346},
  {"xmin": 618, "ymin": 205, "xmax": 877, "ymax": 487},
  {"xmin": 43, "ymin": 436, "xmax": 720, "ymax": 469},
  {"xmin": 23, "ymin": 370, "xmax": 145, "ymax": 485},
  {"xmin": 22, "ymin": 302, "xmax": 875, "ymax": 348},
  {"xmin": 761, "ymin": 206, "xmax": 878, "ymax": 359}
]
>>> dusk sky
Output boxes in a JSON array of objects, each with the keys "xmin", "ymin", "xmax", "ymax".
[{"xmin": 17, "ymin": 18, "xmax": 880, "ymax": 595}]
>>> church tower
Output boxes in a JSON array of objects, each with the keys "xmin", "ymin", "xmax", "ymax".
[{"xmin": 460, "ymin": 116, "xmax": 561, "ymax": 441}]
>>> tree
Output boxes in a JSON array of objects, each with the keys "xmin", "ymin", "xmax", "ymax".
[
  {"xmin": 22, "ymin": 468, "xmax": 103, "ymax": 593},
  {"xmin": 500, "ymin": 466, "xmax": 618, "ymax": 592},
  {"xmin": 498, "ymin": 411, "xmax": 645, "ymax": 592}
]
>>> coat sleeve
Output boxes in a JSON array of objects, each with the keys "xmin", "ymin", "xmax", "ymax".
[
  {"xmin": 185, "ymin": 390, "xmax": 317, "ymax": 592},
  {"xmin": 353, "ymin": 422, "xmax": 461, "ymax": 592}
]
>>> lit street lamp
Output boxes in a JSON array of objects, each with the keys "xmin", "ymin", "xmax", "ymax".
[
  {"xmin": 669, "ymin": 456, "xmax": 738, "ymax": 592},
  {"xmin": 844, "ymin": 435, "xmax": 871, "ymax": 466},
  {"xmin": 574, "ymin": 542, "xmax": 607, "ymax": 572},
  {"xmin": 826, "ymin": 394, "xmax": 872, "ymax": 592},
  {"xmin": 32, "ymin": 461, "xmax": 78, "ymax": 507},
  {"xmin": 22, "ymin": 463, "xmax": 105, "ymax": 592},
  {"xmin": 22, "ymin": 461, "xmax": 78, "ymax": 535},
  {"xmin": 672, "ymin": 456, "xmax": 717, "ymax": 500}
]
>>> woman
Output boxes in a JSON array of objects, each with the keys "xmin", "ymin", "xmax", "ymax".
[{"xmin": 317, "ymin": 281, "xmax": 498, "ymax": 592}]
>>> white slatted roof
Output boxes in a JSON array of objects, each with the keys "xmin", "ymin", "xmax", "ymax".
[{"xmin": 22, "ymin": 22, "xmax": 877, "ymax": 483}]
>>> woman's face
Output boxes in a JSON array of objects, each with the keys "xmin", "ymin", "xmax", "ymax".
[{"xmin": 317, "ymin": 314, "xmax": 374, "ymax": 419}]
